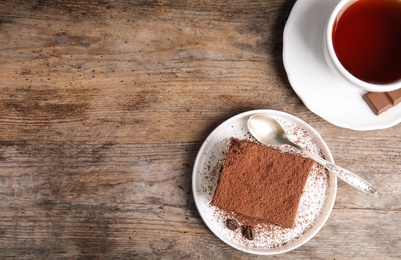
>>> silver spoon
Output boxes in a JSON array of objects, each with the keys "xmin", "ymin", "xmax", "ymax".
[{"xmin": 247, "ymin": 114, "xmax": 377, "ymax": 195}]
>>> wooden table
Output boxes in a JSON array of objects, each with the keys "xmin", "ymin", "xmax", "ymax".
[{"xmin": 0, "ymin": 0, "xmax": 400, "ymax": 258}]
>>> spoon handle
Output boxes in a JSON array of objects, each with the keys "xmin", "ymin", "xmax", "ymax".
[{"xmin": 299, "ymin": 147, "xmax": 377, "ymax": 195}]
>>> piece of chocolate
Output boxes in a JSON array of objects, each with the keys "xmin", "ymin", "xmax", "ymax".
[
  {"xmin": 363, "ymin": 92, "xmax": 393, "ymax": 115},
  {"xmin": 386, "ymin": 88, "xmax": 401, "ymax": 105}
]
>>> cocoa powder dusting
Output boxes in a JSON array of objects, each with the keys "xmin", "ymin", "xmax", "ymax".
[{"xmin": 211, "ymin": 137, "xmax": 315, "ymax": 229}]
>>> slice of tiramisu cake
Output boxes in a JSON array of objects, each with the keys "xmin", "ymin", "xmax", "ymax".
[{"xmin": 211, "ymin": 137, "xmax": 315, "ymax": 228}]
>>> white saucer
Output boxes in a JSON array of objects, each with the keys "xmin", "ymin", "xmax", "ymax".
[
  {"xmin": 192, "ymin": 110, "xmax": 336, "ymax": 255},
  {"xmin": 283, "ymin": 0, "xmax": 401, "ymax": 130}
]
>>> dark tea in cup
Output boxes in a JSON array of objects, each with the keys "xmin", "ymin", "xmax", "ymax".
[
  {"xmin": 332, "ymin": 0, "xmax": 401, "ymax": 85},
  {"xmin": 325, "ymin": 0, "xmax": 401, "ymax": 91}
]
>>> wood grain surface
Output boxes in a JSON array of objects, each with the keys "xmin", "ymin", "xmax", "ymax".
[{"xmin": 0, "ymin": 0, "xmax": 400, "ymax": 259}]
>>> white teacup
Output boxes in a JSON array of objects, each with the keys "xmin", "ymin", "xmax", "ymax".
[{"xmin": 324, "ymin": 0, "xmax": 401, "ymax": 92}]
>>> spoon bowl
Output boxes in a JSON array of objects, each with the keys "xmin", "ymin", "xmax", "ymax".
[
  {"xmin": 248, "ymin": 114, "xmax": 292, "ymax": 146},
  {"xmin": 248, "ymin": 114, "xmax": 377, "ymax": 195}
]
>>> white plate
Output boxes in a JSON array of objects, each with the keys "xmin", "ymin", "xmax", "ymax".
[
  {"xmin": 192, "ymin": 110, "xmax": 337, "ymax": 255},
  {"xmin": 283, "ymin": 0, "xmax": 401, "ymax": 130}
]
